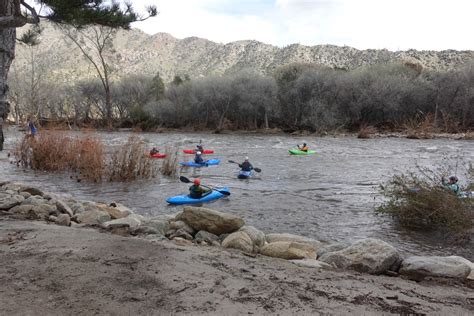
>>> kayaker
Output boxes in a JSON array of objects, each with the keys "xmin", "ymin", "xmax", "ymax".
[
  {"xmin": 194, "ymin": 151, "xmax": 204, "ymax": 164},
  {"xmin": 297, "ymin": 143, "xmax": 309, "ymax": 152},
  {"xmin": 196, "ymin": 144, "xmax": 204, "ymax": 152},
  {"xmin": 150, "ymin": 147, "xmax": 159, "ymax": 155},
  {"xmin": 442, "ymin": 176, "xmax": 461, "ymax": 195},
  {"xmin": 27, "ymin": 116, "xmax": 38, "ymax": 137},
  {"xmin": 239, "ymin": 157, "xmax": 253, "ymax": 172},
  {"xmin": 189, "ymin": 178, "xmax": 211, "ymax": 199}
]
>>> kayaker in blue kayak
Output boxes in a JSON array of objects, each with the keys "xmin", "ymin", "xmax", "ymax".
[
  {"xmin": 442, "ymin": 176, "xmax": 461, "ymax": 195},
  {"xmin": 189, "ymin": 178, "xmax": 211, "ymax": 199},
  {"xmin": 239, "ymin": 157, "xmax": 253, "ymax": 172},
  {"xmin": 297, "ymin": 143, "xmax": 309, "ymax": 152},
  {"xmin": 194, "ymin": 151, "xmax": 204, "ymax": 164}
]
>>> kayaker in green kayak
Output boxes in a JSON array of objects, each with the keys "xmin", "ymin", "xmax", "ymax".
[
  {"xmin": 297, "ymin": 143, "xmax": 309, "ymax": 152},
  {"xmin": 189, "ymin": 178, "xmax": 211, "ymax": 199},
  {"xmin": 239, "ymin": 157, "xmax": 253, "ymax": 172},
  {"xmin": 194, "ymin": 151, "xmax": 204, "ymax": 164},
  {"xmin": 442, "ymin": 176, "xmax": 461, "ymax": 195}
]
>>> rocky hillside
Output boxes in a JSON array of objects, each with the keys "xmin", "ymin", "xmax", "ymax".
[{"xmin": 13, "ymin": 21, "xmax": 474, "ymax": 83}]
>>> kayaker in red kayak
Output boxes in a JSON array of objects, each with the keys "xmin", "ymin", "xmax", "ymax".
[
  {"xmin": 150, "ymin": 147, "xmax": 160, "ymax": 155},
  {"xmin": 297, "ymin": 143, "xmax": 309, "ymax": 152},
  {"xmin": 189, "ymin": 178, "xmax": 211, "ymax": 198}
]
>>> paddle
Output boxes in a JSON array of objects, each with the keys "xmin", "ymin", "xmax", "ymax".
[
  {"xmin": 179, "ymin": 176, "xmax": 231, "ymax": 196},
  {"xmin": 228, "ymin": 160, "xmax": 261, "ymax": 173}
]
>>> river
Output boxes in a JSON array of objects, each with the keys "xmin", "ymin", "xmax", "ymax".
[{"xmin": 1, "ymin": 127, "xmax": 473, "ymax": 260}]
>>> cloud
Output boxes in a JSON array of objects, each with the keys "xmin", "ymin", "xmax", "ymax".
[{"xmin": 97, "ymin": 0, "xmax": 474, "ymax": 50}]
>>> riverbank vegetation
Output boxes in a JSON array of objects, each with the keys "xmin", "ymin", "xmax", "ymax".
[
  {"xmin": 378, "ymin": 162, "xmax": 474, "ymax": 239},
  {"xmin": 14, "ymin": 133, "xmax": 158, "ymax": 182},
  {"xmin": 9, "ymin": 61, "xmax": 474, "ymax": 134}
]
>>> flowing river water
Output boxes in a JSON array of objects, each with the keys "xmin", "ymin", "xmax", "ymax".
[{"xmin": 1, "ymin": 128, "xmax": 473, "ymax": 260}]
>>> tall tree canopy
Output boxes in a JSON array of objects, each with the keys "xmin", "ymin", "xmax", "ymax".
[{"xmin": 0, "ymin": 0, "xmax": 157, "ymax": 149}]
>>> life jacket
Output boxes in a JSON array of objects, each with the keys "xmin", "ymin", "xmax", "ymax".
[
  {"xmin": 240, "ymin": 161, "xmax": 253, "ymax": 172},
  {"xmin": 189, "ymin": 185, "xmax": 204, "ymax": 198}
]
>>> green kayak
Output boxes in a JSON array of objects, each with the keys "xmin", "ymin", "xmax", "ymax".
[{"xmin": 289, "ymin": 149, "xmax": 316, "ymax": 155}]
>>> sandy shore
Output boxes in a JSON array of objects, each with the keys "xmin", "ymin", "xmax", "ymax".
[{"xmin": 1, "ymin": 218, "xmax": 472, "ymax": 315}]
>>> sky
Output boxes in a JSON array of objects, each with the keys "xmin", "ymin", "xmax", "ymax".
[{"xmin": 31, "ymin": 0, "xmax": 473, "ymax": 51}]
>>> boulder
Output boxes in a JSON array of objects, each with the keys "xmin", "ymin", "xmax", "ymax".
[
  {"xmin": 195, "ymin": 230, "xmax": 220, "ymax": 245},
  {"xmin": 55, "ymin": 200, "xmax": 74, "ymax": 217},
  {"xmin": 55, "ymin": 214, "xmax": 71, "ymax": 226},
  {"xmin": 222, "ymin": 231, "xmax": 253, "ymax": 253},
  {"xmin": 75, "ymin": 210, "xmax": 111, "ymax": 225},
  {"xmin": 22, "ymin": 196, "xmax": 47, "ymax": 206},
  {"xmin": 399, "ymin": 256, "xmax": 472, "ymax": 281},
  {"xmin": 290, "ymin": 259, "xmax": 333, "ymax": 270},
  {"xmin": 9, "ymin": 204, "xmax": 34, "ymax": 215},
  {"xmin": 454, "ymin": 257, "xmax": 474, "ymax": 280},
  {"xmin": 108, "ymin": 202, "xmax": 134, "ymax": 216},
  {"xmin": 70, "ymin": 202, "xmax": 86, "ymax": 214},
  {"xmin": 19, "ymin": 192, "xmax": 31, "ymax": 199},
  {"xmin": 8, "ymin": 204, "xmax": 51, "ymax": 219},
  {"xmin": 143, "ymin": 219, "xmax": 170, "ymax": 235},
  {"xmin": 19, "ymin": 186, "xmax": 44, "ymax": 197},
  {"xmin": 260, "ymin": 242, "xmax": 316, "ymax": 260},
  {"xmin": 316, "ymin": 242, "xmax": 349, "ymax": 259},
  {"xmin": 169, "ymin": 220, "xmax": 195, "ymax": 234},
  {"xmin": 103, "ymin": 216, "xmax": 141, "ymax": 230},
  {"xmin": 176, "ymin": 206, "xmax": 244, "ymax": 235},
  {"xmin": 266, "ymin": 233, "xmax": 322, "ymax": 251},
  {"xmin": 131, "ymin": 226, "xmax": 159, "ymax": 235},
  {"xmin": 0, "ymin": 194, "xmax": 24, "ymax": 210},
  {"xmin": 239, "ymin": 226, "xmax": 265, "ymax": 250},
  {"xmin": 318, "ymin": 238, "xmax": 401, "ymax": 274},
  {"xmin": 169, "ymin": 229, "xmax": 194, "ymax": 241},
  {"xmin": 95, "ymin": 203, "xmax": 128, "ymax": 220}
]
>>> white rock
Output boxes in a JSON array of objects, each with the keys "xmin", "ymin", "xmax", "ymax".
[
  {"xmin": 318, "ymin": 238, "xmax": 401, "ymax": 274},
  {"xmin": 266, "ymin": 233, "xmax": 322, "ymax": 251},
  {"xmin": 260, "ymin": 241, "xmax": 316, "ymax": 260},
  {"xmin": 400, "ymin": 256, "xmax": 472, "ymax": 280},
  {"xmin": 222, "ymin": 231, "xmax": 253, "ymax": 253},
  {"xmin": 290, "ymin": 259, "xmax": 333, "ymax": 270}
]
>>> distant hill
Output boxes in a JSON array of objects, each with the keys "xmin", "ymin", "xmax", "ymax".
[{"xmin": 12, "ymin": 21, "xmax": 474, "ymax": 83}]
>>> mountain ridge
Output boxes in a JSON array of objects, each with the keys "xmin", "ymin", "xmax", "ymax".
[{"xmin": 13, "ymin": 21, "xmax": 474, "ymax": 83}]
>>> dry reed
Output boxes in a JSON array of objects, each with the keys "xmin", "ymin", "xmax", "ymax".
[
  {"xmin": 160, "ymin": 144, "xmax": 179, "ymax": 176},
  {"xmin": 107, "ymin": 136, "xmax": 158, "ymax": 181},
  {"xmin": 357, "ymin": 125, "xmax": 377, "ymax": 139}
]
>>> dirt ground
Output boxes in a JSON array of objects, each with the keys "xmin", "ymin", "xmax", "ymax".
[{"xmin": 0, "ymin": 218, "xmax": 473, "ymax": 315}]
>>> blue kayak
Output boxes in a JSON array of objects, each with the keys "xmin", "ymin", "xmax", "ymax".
[
  {"xmin": 166, "ymin": 187, "xmax": 230, "ymax": 205},
  {"xmin": 237, "ymin": 170, "xmax": 253, "ymax": 179},
  {"xmin": 179, "ymin": 159, "xmax": 220, "ymax": 168}
]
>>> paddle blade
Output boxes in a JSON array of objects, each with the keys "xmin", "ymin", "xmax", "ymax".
[
  {"xmin": 179, "ymin": 176, "xmax": 191, "ymax": 183},
  {"xmin": 217, "ymin": 190, "xmax": 231, "ymax": 196},
  {"xmin": 254, "ymin": 168, "xmax": 262, "ymax": 173},
  {"xmin": 228, "ymin": 160, "xmax": 237, "ymax": 164}
]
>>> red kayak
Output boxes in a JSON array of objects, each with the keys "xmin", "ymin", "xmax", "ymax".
[
  {"xmin": 150, "ymin": 153, "xmax": 167, "ymax": 158},
  {"xmin": 183, "ymin": 149, "xmax": 214, "ymax": 154}
]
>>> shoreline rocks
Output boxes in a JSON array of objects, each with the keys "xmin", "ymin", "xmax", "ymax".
[{"xmin": 0, "ymin": 180, "xmax": 473, "ymax": 282}]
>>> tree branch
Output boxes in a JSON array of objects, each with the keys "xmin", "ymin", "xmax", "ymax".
[{"xmin": 21, "ymin": 0, "xmax": 40, "ymax": 24}]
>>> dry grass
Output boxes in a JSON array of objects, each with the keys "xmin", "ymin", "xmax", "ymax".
[
  {"xmin": 357, "ymin": 125, "xmax": 377, "ymax": 139},
  {"xmin": 107, "ymin": 136, "xmax": 157, "ymax": 181},
  {"xmin": 160, "ymin": 145, "xmax": 179, "ymax": 176},
  {"xmin": 14, "ymin": 133, "xmax": 157, "ymax": 182},
  {"xmin": 405, "ymin": 113, "xmax": 437, "ymax": 139}
]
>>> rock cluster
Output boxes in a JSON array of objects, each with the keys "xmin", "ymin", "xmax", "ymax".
[{"xmin": 1, "ymin": 181, "xmax": 473, "ymax": 281}]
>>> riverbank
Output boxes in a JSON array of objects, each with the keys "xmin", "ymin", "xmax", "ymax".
[
  {"xmin": 1, "ymin": 181, "xmax": 473, "ymax": 314},
  {"xmin": 1, "ymin": 219, "xmax": 473, "ymax": 315},
  {"xmin": 5, "ymin": 122, "xmax": 474, "ymax": 140}
]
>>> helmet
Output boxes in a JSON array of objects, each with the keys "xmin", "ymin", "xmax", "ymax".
[
  {"xmin": 193, "ymin": 178, "xmax": 201, "ymax": 185},
  {"xmin": 449, "ymin": 176, "xmax": 458, "ymax": 183},
  {"xmin": 196, "ymin": 151, "xmax": 202, "ymax": 155},
  {"xmin": 245, "ymin": 156, "xmax": 249, "ymax": 161},
  {"xmin": 303, "ymin": 143, "xmax": 307, "ymax": 146}
]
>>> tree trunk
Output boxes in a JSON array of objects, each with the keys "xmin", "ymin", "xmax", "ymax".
[{"xmin": 0, "ymin": 0, "xmax": 16, "ymax": 150}]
